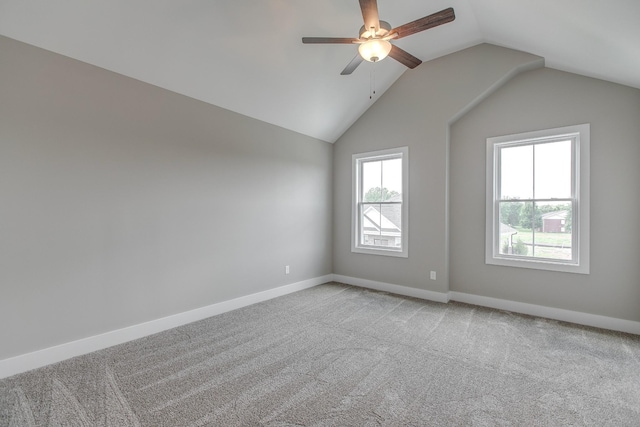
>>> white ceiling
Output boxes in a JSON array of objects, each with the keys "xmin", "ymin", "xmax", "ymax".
[{"xmin": 1, "ymin": 0, "xmax": 639, "ymax": 143}]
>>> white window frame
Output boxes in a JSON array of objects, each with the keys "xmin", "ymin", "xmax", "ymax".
[
  {"xmin": 485, "ymin": 124, "xmax": 590, "ymax": 274},
  {"xmin": 352, "ymin": 147, "xmax": 409, "ymax": 258}
]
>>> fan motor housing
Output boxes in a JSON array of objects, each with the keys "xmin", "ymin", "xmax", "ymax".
[{"xmin": 359, "ymin": 20, "xmax": 391, "ymax": 39}]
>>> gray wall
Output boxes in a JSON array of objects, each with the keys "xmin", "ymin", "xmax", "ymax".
[
  {"xmin": 0, "ymin": 36, "xmax": 333, "ymax": 360},
  {"xmin": 450, "ymin": 68, "xmax": 640, "ymax": 321},
  {"xmin": 333, "ymin": 44, "xmax": 542, "ymax": 293}
]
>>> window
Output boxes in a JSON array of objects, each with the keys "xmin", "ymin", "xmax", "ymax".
[
  {"xmin": 486, "ymin": 124, "xmax": 589, "ymax": 273},
  {"xmin": 352, "ymin": 147, "xmax": 408, "ymax": 257}
]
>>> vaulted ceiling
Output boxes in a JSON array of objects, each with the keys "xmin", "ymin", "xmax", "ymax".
[{"xmin": 1, "ymin": 0, "xmax": 638, "ymax": 143}]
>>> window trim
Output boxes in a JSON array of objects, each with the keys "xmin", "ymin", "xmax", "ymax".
[
  {"xmin": 485, "ymin": 124, "xmax": 590, "ymax": 274},
  {"xmin": 352, "ymin": 147, "xmax": 409, "ymax": 258}
]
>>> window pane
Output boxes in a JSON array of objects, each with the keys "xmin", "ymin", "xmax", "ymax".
[
  {"xmin": 500, "ymin": 145, "xmax": 533, "ymax": 200},
  {"xmin": 380, "ymin": 203, "xmax": 402, "ymax": 248},
  {"xmin": 533, "ymin": 201, "xmax": 572, "ymax": 260},
  {"xmin": 535, "ymin": 140, "xmax": 572, "ymax": 199},
  {"xmin": 499, "ymin": 201, "xmax": 531, "ymax": 256},
  {"xmin": 361, "ymin": 202, "xmax": 402, "ymax": 248},
  {"xmin": 361, "ymin": 203, "xmax": 381, "ymax": 246},
  {"xmin": 381, "ymin": 158, "xmax": 402, "ymax": 197},
  {"xmin": 363, "ymin": 158, "xmax": 402, "ymax": 203},
  {"xmin": 362, "ymin": 160, "xmax": 382, "ymax": 202}
]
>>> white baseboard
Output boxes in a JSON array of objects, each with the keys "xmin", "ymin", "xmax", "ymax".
[
  {"xmin": 331, "ymin": 274, "xmax": 640, "ymax": 335},
  {"xmin": 4, "ymin": 275, "xmax": 638, "ymax": 380},
  {"xmin": 449, "ymin": 291, "xmax": 640, "ymax": 335},
  {"xmin": 332, "ymin": 274, "xmax": 450, "ymax": 303},
  {"xmin": 0, "ymin": 275, "xmax": 331, "ymax": 380}
]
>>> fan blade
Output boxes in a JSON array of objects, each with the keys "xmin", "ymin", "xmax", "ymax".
[
  {"xmin": 388, "ymin": 45, "xmax": 422, "ymax": 69},
  {"xmin": 302, "ymin": 37, "xmax": 359, "ymax": 44},
  {"xmin": 341, "ymin": 54, "xmax": 364, "ymax": 75},
  {"xmin": 390, "ymin": 7, "xmax": 455, "ymax": 39},
  {"xmin": 359, "ymin": 0, "xmax": 380, "ymax": 33}
]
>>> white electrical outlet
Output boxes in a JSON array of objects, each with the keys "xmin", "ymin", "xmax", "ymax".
[
  {"xmin": 285, "ymin": 265, "xmax": 290, "ymax": 275},
  {"xmin": 430, "ymin": 271, "xmax": 436, "ymax": 280}
]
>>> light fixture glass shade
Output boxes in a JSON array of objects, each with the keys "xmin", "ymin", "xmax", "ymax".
[{"xmin": 358, "ymin": 39, "xmax": 392, "ymax": 62}]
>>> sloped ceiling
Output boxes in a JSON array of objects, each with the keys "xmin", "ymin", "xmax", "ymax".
[{"xmin": 1, "ymin": 0, "xmax": 639, "ymax": 143}]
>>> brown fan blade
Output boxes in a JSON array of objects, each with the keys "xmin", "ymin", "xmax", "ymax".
[
  {"xmin": 340, "ymin": 54, "xmax": 364, "ymax": 75},
  {"xmin": 302, "ymin": 37, "xmax": 359, "ymax": 44},
  {"xmin": 390, "ymin": 7, "xmax": 455, "ymax": 40},
  {"xmin": 359, "ymin": 0, "xmax": 380, "ymax": 33},
  {"xmin": 388, "ymin": 45, "xmax": 422, "ymax": 69}
]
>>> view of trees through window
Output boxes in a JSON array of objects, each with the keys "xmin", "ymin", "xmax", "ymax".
[
  {"xmin": 498, "ymin": 140, "xmax": 574, "ymax": 260},
  {"xmin": 499, "ymin": 200, "xmax": 572, "ymax": 259},
  {"xmin": 364, "ymin": 187, "xmax": 400, "ymax": 202}
]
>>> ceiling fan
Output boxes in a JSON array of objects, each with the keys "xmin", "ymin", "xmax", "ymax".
[{"xmin": 302, "ymin": 0, "xmax": 455, "ymax": 75}]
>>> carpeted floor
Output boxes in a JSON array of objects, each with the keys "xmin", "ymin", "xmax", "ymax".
[{"xmin": 1, "ymin": 282, "xmax": 639, "ymax": 426}]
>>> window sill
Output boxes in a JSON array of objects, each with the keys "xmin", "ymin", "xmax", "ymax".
[
  {"xmin": 352, "ymin": 246, "xmax": 408, "ymax": 258},
  {"xmin": 486, "ymin": 255, "xmax": 589, "ymax": 274}
]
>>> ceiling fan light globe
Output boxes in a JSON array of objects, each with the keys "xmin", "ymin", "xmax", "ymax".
[{"xmin": 358, "ymin": 39, "xmax": 391, "ymax": 62}]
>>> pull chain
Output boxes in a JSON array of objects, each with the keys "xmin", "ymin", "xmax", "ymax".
[{"xmin": 369, "ymin": 65, "xmax": 376, "ymax": 100}]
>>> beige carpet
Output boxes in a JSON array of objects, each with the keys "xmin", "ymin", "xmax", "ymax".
[{"xmin": 1, "ymin": 282, "xmax": 639, "ymax": 426}]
